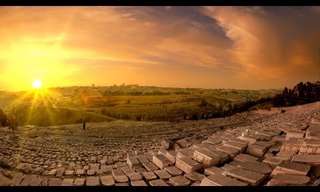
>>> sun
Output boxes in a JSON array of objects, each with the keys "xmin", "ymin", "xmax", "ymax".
[{"xmin": 32, "ymin": 79, "xmax": 42, "ymax": 89}]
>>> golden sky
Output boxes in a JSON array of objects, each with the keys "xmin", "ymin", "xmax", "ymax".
[{"xmin": 0, "ymin": 6, "xmax": 320, "ymax": 91}]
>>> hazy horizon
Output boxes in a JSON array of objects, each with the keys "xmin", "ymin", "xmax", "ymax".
[{"xmin": 0, "ymin": 6, "xmax": 319, "ymax": 91}]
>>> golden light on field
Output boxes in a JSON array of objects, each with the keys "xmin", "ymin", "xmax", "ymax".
[{"xmin": 32, "ymin": 80, "xmax": 42, "ymax": 89}]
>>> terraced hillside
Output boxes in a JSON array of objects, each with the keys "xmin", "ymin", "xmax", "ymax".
[{"xmin": 0, "ymin": 102, "xmax": 319, "ymax": 186}]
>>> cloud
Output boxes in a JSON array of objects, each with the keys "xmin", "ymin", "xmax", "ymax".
[
  {"xmin": 0, "ymin": 6, "xmax": 319, "ymax": 90},
  {"xmin": 203, "ymin": 6, "xmax": 320, "ymax": 88}
]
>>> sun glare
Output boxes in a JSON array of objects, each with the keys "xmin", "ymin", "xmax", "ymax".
[{"xmin": 32, "ymin": 80, "xmax": 42, "ymax": 89}]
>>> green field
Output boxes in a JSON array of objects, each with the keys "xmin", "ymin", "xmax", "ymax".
[{"xmin": 0, "ymin": 85, "xmax": 280, "ymax": 126}]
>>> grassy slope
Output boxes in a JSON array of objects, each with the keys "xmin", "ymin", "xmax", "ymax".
[{"xmin": 0, "ymin": 86, "xmax": 280, "ymax": 125}]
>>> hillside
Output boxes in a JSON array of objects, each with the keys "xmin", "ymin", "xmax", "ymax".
[{"xmin": 0, "ymin": 85, "xmax": 279, "ymax": 126}]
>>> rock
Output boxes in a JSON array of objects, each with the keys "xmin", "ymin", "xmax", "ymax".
[
  {"xmin": 149, "ymin": 179, "xmax": 169, "ymax": 186},
  {"xmin": 215, "ymin": 145, "xmax": 240, "ymax": 158},
  {"xmin": 280, "ymin": 138, "xmax": 304, "ymax": 154},
  {"xmin": 20, "ymin": 175, "xmax": 42, "ymax": 186},
  {"xmin": 87, "ymin": 169, "xmax": 96, "ymax": 176},
  {"xmin": 131, "ymin": 180, "xmax": 148, "ymax": 186},
  {"xmin": 61, "ymin": 178, "xmax": 74, "ymax": 186},
  {"xmin": 115, "ymin": 182, "xmax": 129, "ymax": 186},
  {"xmin": 292, "ymin": 154, "xmax": 320, "ymax": 166},
  {"xmin": 176, "ymin": 148, "xmax": 195, "ymax": 159},
  {"xmin": 184, "ymin": 172, "xmax": 205, "ymax": 182},
  {"xmin": 263, "ymin": 156, "xmax": 283, "ymax": 168},
  {"xmin": 0, "ymin": 172, "xmax": 12, "ymax": 186},
  {"xmin": 270, "ymin": 174, "xmax": 310, "ymax": 185},
  {"xmin": 127, "ymin": 155, "xmax": 140, "ymax": 169},
  {"xmin": 226, "ymin": 167, "xmax": 267, "ymax": 185},
  {"xmin": 73, "ymin": 178, "xmax": 85, "ymax": 186},
  {"xmin": 142, "ymin": 171, "xmax": 157, "ymax": 181},
  {"xmin": 158, "ymin": 149, "xmax": 176, "ymax": 163},
  {"xmin": 223, "ymin": 140, "xmax": 248, "ymax": 152},
  {"xmin": 169, "ymin": 176, "xmax": 191, "ymax": 186},
  {"xmin": 142, "ymin": 161, "xmax": 159, "ymax": 172},
  {"xmin": 128, "ymin": 172, "xmax": 143, "ymax": 181},
  {"xmin": 234, "ymin": 154, "xmax": 258, "ymax": 163},
  {"xmin": 229, "ymin": 160, "xmax": 272, "ymax": 175},
  {"xmin": 286, "ymin": 131, "xmax": 305, "ymax": 140},
  {"xmin": 154, "ymin": 169, "xmax": 171, "ymax": 180},
  {"xmin": 161, "ymin": 139, "xmax": 174, "ymax": 150},
  {"xmin": 246, "ymin": 141, "xmax": 273, "ymax": 157},
  {"xmin": 64, "ymin": 170, "xmax": 74, "ymax": 176},
  {"xmin": 299, "ymin": 139, "xmax": 320, "ymax": 154},
  {"xmin": 175, "ymin": 157, "xmax": 202, "ymax": 174},
  {"xmin": 200, "ymin": 174, "xmax": 248, "ymax": 186},
  {"xmin": 176, "ymin": 138, "xmax": 193, "ymax": 148},
  {"xmin": 272, "ymin": 162, "xmax": 311, "ymax": 176},
  {"xmin": 55, "ymin": 167, "xmax": 65, "ymax": 178},
  {"xmin": 193, "ymin": 148, "xmax": 220, "ymax": 167},
  {"xmin": 75, "ymin": 169, "xmax": 85, "ymax": 176},
  {"xmin": 164, "ymin": 166, "xmax": 183, "ymax": 176},
  {"xmin": 204, "ymin": 166, "xmax": 225, "ymax": 176},
  {"xmin": 86, "ymin": 176, "xmax": 100, "ymax": 186},
  {"xmin": 100, "ymin": 175, "xmax": 114, "ymax": 186},
  {"xmin": 237, "ymin": 135, "xmax": 257, "ymax": 144},
  {"xmin": 112, "ymin": 168, "xmax": 128, "ymax": 183},
  {"xmin": 202, "ymin": 136, "xmax": 223, "ymax": 145},
  {"xmin": 275, "ymin": 151, "xmax": 296, "ymax": 161},
  {"xmin": 48, "ymin": 178, "xmax": 62, "ymax": 186},
  {"xmin": 152, "ymin": 154, "xmax": 173, "ymax": 169}
]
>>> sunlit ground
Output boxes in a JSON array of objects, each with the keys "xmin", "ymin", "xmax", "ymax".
[{"xmin": 7, "ymin": 80, "xmax": 57, "ymax": 126}]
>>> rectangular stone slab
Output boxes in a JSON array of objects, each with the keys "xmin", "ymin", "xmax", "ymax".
[
  {"xmin": 61, "ymin": 178, "xmax": 74, "ymax": 186},
  {"xmin": 142, "ymin": 161, "xmax": 159, "ymax": 172},
  {"xmin": 86, "ymin": 176, "xmax": 100, "ymax": 186},
  {"xmin": 193, "ymin": 148, "xmax": 220, "ymax": 167},
  {"xmin": 175, "ymin": 157, "xmax": 202, "ymax": 173},
  {"xmin": 204, "ymin": 166, "xmax": 225, "ymax": 176},
  {"xmin": 73, "ymin": 178, "xmax": 85, "ymax": 186},
  {"xmin": 149, "ymin": 179, "xmax": 169, "ymax": 186},
  {"xmin": 176, "ymin": 148, "xmax": 195, "ymax": 159},
  {"xmin": 127, "ymin": 156, "xmax": 140, "ymax": 169},
  {"xmin": 165, "ymin": 166, "xmax": 183, "ymax": 176},
  {"xmin": 234, "ymin": 154, "xmax": 258, "ymax": 163},
  {"xmin": 158, "ymin": 149, "xmax": 176, "ymax": 163},
  {"xmin": 262, "ymin": 156, "xmax": 283, "ymax": 167},
  {"xmin": 184, "ymin": 172, "xmax": 205, "ymax": 182},
  {"xmin": 237, "ymin": 135, "xmax": 257, "ymax": 144},
  {"xmin": 154, "ymin": 169, "xmax": 171, "ymax": 180},
  {"xmin": 223, "ymin": 141, "xmax": 248, "ymax": 152},
  {"xmin": 286, "ymin": 131, "xmax": 305, "ymax": 140},
  {"xmin": 271, "ymin": 162, "xmax": 311, "ymax": 176},
  {"xmin": 142, "ymin": 171, "xmax": 157, "ymax": 181},
  {"xmin": 215, "ymin": 145, "xmax": 240, "ymax": 158},
  {"xmin": 200, "ymin": 174, "xmax": 248, "ymax": 186},
  {"xmin": 270, "ymin": 174, "xmax": 310, "ymax": 185},
  {"xmin": 112, "ymin": 168, "xmax": 129, "ymax": 183},
  {"xmin": 169, "ymin": 176, "xmax": 191, "ymax": 186},
  {"xmin": 292, "ymin": 154, "xmax": 320, "ymax": 166},
  {"xmin": 229, "ymin": 160, "xmax": 272, "ymax": 175},
  {"xmin": 226, "ymin": 167, "xmax": 267, "ymax": 185},
  {"xmin": 100, "ymin": 175, "xmax": 114, "ymax": 186},
  {"xmin": 246, "ymin": 143, "xmax": 269, "ymax": 157},
  {"xmin": 152, "ymin": 154, "xmax": 173, "ymax": 169},
  {"xmin": 131, "ymin": 180, "xmax": 148, "ymax": 186}
]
